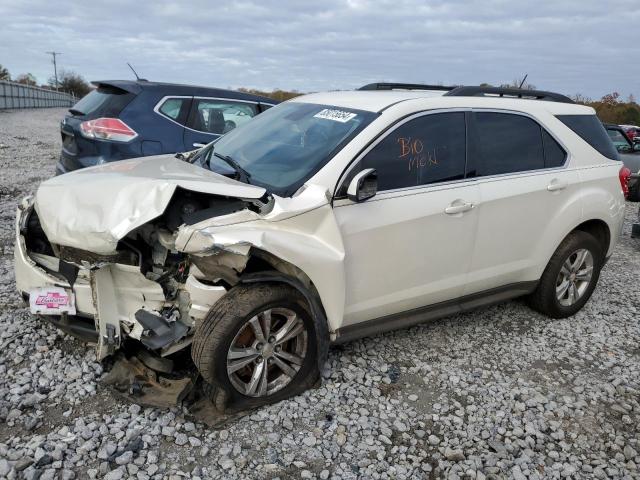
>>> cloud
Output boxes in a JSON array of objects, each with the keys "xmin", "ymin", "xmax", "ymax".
[{"xmin": 0, "ymin": 0, "xmax": 638, "ymax": 99}]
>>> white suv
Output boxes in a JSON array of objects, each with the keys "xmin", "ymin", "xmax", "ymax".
[{"xmin": 15, "ymin": 84, "xmax": 626, "ymax": 410}]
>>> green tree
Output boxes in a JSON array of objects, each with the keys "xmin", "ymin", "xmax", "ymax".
[
  {"xmin": 237, "ymin": 87, "xmax": 302, "ymax": 102},
  {"xmin": 49, "ymin": 70, "xmax": 91, "ymax": 97},
  {"xmin": 500, "ymin": 78, "xmax": 537, "ymax": 90},
  {"xmin": 576, "ymin": 92, "xmax": 640, "ymax": 125},
  {"xmin": 15, "ymin": 73, "xmax": 37, "ymax": 86},
  {"xmin": 0, "ymin": 64, "xmax": 9, "ymax": 81}
]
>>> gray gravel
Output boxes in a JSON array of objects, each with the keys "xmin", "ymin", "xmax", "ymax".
[{"xmin": 1, "ymin": 108, "xmax": 640, "ymax": 479}]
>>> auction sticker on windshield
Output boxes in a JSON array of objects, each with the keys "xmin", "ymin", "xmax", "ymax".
[
  {"xmin": 313, "ymin": 109, "xmax": 357, "ymax": 123},
  {"xmin": 29, "ymin": 287, "xmax": 76, "ymax": 315}
]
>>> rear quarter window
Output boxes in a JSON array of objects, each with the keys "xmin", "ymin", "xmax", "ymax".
[{"xmin": 557, "ymin": 114, "xmax": 619, "ymax": 160}]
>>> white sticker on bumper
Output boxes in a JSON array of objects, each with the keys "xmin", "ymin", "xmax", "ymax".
[{"xmin": 29, "ymin": 287, "xmax": 76, "ymax": 315}]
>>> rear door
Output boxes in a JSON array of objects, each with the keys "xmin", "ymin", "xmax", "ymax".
[
  {"xmin": 464, "ymin": 111, "xmax": 580, "ymax": 295},
  {"xmin": 152, "ymin": 96, "xmax": 193, "ymax": 153},
  {"xmin": 183, "ymin": 97, "xmax": 260, "ymax": 150},
  {"xmin": 333, "ymin": 111, "xmax": 480, "ymax": 327}
]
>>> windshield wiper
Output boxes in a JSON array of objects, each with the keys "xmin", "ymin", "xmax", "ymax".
[
  {"xmin": 213, "ymin": 151, "xmax": 252, "ymax": 184},
  {"xmin": 68, "ymin": 108, "xmax": 85, "ymax": 116}
]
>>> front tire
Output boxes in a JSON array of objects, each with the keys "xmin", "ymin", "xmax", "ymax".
[
  {"xmin": 528, "ymin": 231, "xmax": 604, "ymax": 318},
  {"xmin": 191, "ymin": 283, "xmax": 319, "ymax": 411}
]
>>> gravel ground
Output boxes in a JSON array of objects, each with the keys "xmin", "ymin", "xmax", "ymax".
[{"xmin": 1, "ymin": 108, "xmax": 640, "ymax": 480}]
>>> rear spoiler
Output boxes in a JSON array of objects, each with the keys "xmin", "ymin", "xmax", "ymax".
[{"xmin": 91, "ymin": 80, "xmax": 143, "ymax": 95}]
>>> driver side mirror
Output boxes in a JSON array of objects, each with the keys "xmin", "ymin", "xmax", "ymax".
[
  {"xmin": 634, "ymin": 143, "xmax": 640, "ymax": 152},
  {"xmin": 347, "ymin": 168, "xmax": 378, "ymax": 202}
]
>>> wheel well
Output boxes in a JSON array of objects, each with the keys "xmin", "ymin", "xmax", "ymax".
[{"xmin": 573, "ymin": 219, "xmax": 610, "ymax": 257}]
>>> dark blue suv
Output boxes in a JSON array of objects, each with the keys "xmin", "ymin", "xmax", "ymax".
[{"xmin": 57, "ymin": 80, "xmax": 277, "ymax": 174}]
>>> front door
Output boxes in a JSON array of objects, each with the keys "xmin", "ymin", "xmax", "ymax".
[{"xmin": 333, "ymin": 111, "xmax": 480, "ymax": 327}]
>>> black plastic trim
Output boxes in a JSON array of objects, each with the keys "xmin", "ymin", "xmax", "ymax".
[
  {"xmin": 42, "ymin": 314, "xmax": 99, "ymax": 343},
  {"xmin": 333, "ymin": 281, "xmax": 538, "ymax": 343},
  {"xmin": 445, "ymin": 86, "xmax": 574, "ymax": 104},
  {"xmin": 358, "ymin": 83, "xmax": 456, "ymax": 92}
]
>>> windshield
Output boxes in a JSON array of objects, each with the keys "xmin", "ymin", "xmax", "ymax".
[{"xmin": 197, "ymin": 102, "xmax": 377, "ymax": 196}]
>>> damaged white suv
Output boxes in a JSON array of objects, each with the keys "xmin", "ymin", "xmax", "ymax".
[{"xmin": 15, "ymin": 84, "xmax": 626, "ymax": 410}]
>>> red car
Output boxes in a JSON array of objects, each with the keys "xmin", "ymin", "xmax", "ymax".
[{"xmin": 621, "ymin": 125, "xmax": 640, "ymax": 143}]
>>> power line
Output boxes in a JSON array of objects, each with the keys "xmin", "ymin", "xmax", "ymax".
[{"xmin": 46, "ymin": 51, "xmax": 62, "ymax": 90}]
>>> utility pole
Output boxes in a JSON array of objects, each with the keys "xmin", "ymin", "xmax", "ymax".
[{"xmin": 46, "ymin": 51, "xmax": 62, "ymax": 90}]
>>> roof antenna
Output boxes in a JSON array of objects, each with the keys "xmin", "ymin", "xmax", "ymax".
[
  {"xmin": 127, "ymin": 62, "xmax": 147, "ymax": 81},
  {"xmin": 518, "ymin": 74, "xmax": 529, "ymax": 89}
]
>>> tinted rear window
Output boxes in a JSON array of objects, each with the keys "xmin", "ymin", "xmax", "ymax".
[
  {"xmin": 557, "ymin": 115, "xmax": 619, "ymax": 160},
  {"xmin": 70, "ymin": 86, "xmax": 135, "ymax": 117},
  {"xmin": 473, "ymin": 112, "xmax": 545, "ymax": 176}
]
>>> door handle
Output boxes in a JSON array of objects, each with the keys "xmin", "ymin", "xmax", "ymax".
[
  {"xmin": 547, "ymin": 179, "xmax": 568, "ymax": 192},
  {"xmin": 193, "ymin": 143, "xmax": 206, "ymax": 148},
  {"xmin": 444, "ymin": 201, "xmax": 474, "ymax": 215}
]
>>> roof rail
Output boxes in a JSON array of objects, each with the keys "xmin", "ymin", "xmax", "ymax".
[
  {"xmin": 358, "ymin": 82, "xmax": 456, "ymax": 92},
  {"xmin": 445, "ymin": 86, "xmax": 574, "ymax": 104}
]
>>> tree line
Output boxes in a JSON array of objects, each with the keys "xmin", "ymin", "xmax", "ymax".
[
  {"xmin": 0, "ymin": 64, "xmax": 91, "ymax": 98},
  {"xmin": 1, "ymin": 63, "xmax": 638, "ymax": 125}
]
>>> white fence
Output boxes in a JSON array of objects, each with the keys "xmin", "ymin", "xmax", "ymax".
[{"xmin": 0, "ymin": 80, "xmax": 77, "ymax": 109}]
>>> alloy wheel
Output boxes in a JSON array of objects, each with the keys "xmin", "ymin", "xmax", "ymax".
[
  {"xmin": 555, "ymin": 248, "xmax": 594, "ymax": 307},
  {"xmin": 226, "ymin": 307, "xmax": 308, "ymax": 397}
]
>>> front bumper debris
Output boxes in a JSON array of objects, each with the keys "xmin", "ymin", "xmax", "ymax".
[
  {"xmin": 103, "ymin": 354, "xmax": 195, "ymax": 409},
  {"xmin": 103, "ymin": 354, "xmax": 255, "ymax": 428}
]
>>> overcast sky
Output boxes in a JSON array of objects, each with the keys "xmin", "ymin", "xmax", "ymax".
[{"xmin": 0, "ymin": 0, "xmax": 638, "ymax": 99}]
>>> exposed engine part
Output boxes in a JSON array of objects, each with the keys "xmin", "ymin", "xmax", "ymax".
[
  {"xmin": 23, "ymin": 209, "xmax": 54, "ymax": 256},
  {"xmin": 135, "ymin": 308, "xmax": 189, "ymax": 350},
  {"xmin": 131, "ymin": 347, "xmax": 175, "ymax": 374},
  {"xmin": 163, "ymin": 189, "xmax": 248, "ymax": 230}
]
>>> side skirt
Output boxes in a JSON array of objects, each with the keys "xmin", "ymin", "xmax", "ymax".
[{"xmin": 332, "ymin": 281, "xmax": 538, "ymax": 344}]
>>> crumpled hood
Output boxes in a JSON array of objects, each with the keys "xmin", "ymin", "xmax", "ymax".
[{"xmin": 34, "ymin": 154, "xmax": 266, "ymax": 254}]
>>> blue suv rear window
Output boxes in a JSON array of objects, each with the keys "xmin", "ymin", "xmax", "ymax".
[{"xmin": 70, "ymin": 86, "xmax": 135, "ymax": 117}]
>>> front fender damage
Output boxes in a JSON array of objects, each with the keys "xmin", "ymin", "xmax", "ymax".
[
  {"xmin": 176, "ymin": 184, "xmax": 347, "ymax": 337},
  {"xmin": 34, "ymin": 181, "xmax": 346, "ymax": 422}
]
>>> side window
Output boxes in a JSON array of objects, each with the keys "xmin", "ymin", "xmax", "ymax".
[
  {"xmin": 187, "ymin": 99, "xmax": 258, "ymax": 135},
  {"xmin": 473, "ymin": 112, "xmax": 545, "ymax": 176},
  {"xmin": 158, "ymin": 98, "xmax": 185, "ymax": 120},
  {"xmin": 359, "ymin": 112, "xmax": 466, "ymax": 191},
  {"xmin": 557, "ymin": 114, "xmax": 619, "ymax": 160},
  {"xmin": 542, "ymin": 130, "xmax": 567, "ymax": 167}
]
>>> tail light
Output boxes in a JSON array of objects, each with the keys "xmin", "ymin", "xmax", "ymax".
[
  {"xmin": 79, "ymin": 118, "xmax": 137, "ymax": 142},
  {"xmin": 619, "ymin": 166, "xmax": 631, "ymax": 199}
]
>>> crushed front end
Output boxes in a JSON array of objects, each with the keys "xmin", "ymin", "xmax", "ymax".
[{"xmin": 15, "ymin": 194, "xmax": 227, "ymax": 361}]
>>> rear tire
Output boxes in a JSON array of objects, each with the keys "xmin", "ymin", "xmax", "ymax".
[
  {"xmin": 528, "ymin": 231, "xmax": 603, "ymax": 318},
  {"xmin": 191, "ymin": 283, "xmax": 319, "ymax": 411}
]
